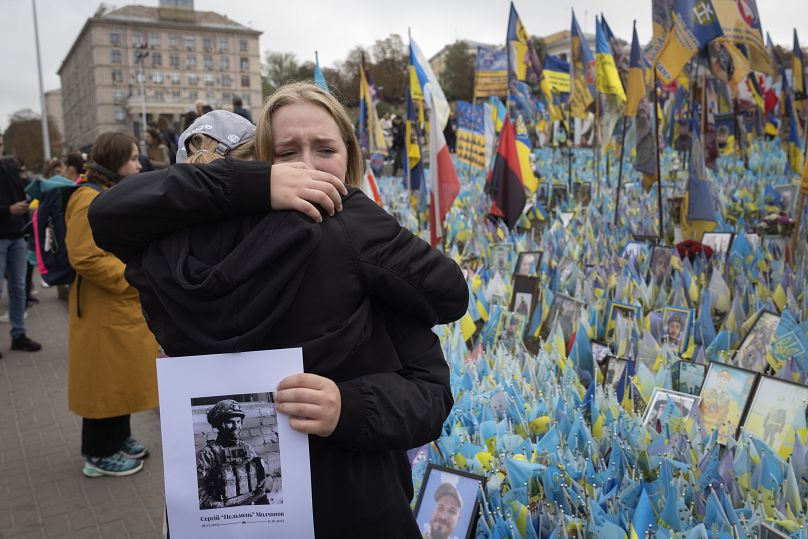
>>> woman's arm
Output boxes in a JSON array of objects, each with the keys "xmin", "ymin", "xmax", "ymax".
[
  {"xmin": 341, "ymin": 189, "xmax": 468, "ymax": 325},
  {"xmin": 88, "ymin": 160, "xmax": 345, "ymax": 263}
]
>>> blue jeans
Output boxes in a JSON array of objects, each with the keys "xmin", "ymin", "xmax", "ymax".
[{"xmin": 0, "ymin": 238, "xmax": 28, "ymax": 339}]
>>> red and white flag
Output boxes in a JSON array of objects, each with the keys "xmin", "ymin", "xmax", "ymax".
[
  {"xmin": 361, "ymin": 160, "xmax": 383, "ymax": 207},
  {"xmin": 428, "ymin": 95, "xmax": 460, "ymax": 248}
]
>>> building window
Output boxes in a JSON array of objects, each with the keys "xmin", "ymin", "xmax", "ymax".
[
  {"xmin": 169, "ymin": 34, "xmax": 179, "ymax": 48},
  {"xmin": 111, "ymin": 50, "xmax": 122, "ymax": 64},
  {"xmin": 241, "ymin": 75, "xmax": 250, "ymax": 88},
  {"xmin": 206, "ymin": 91, "xmax": 216, "ymax": 101},
  {"xmin": 221, "ymin": 74, "xmax": 232, "ymax": 86},
  {"xmin": 134, "ymin": 69, "xmax": 145, "ymax": 83},
  {"xmin": 155, "ymin": 90, "xmax": 165, "ymax": 102},
  {"xmin": 113, "ymin": 89, "xmax": 126, "ymax": 103},
  {"xmin": 170, "ymin": 54, "xmax": 180, "ymax": 67},
  {"xmin": 203, "ymin": 37, "xmax": 212, "ymax": 51},
  {"xmin": 239, "ymin": 39, "xmax": 247, "ymax": 52},
  {"xmin": 219, "ymin": 37, "xmax": 229, "ymax": 52},
  {"xmin": 204, "ymin": 54, "xmax": 213, "ymax": 70},
  {"xmin": 110, "ymin": 31, "xmax": 121, "ymax": 45},
  {"xmin": 172, "ymin": 90, "xmax": 181, "ymax": 99},
  {"xmin": 240, "ymin": 57, "xmax": 249, "ymax": 71},
  {"xmin": 185, "ymin": 36, "xmax": 196, "ymax": 50},
  {"xmin": 222, "ymin": 92, "xmax": 231, "ymax": 102},
  {"xmin": 170, "ymin": 72, "xmax": 181, "ymax": 85},
  {"xmin": 220, "ymin": 56, "xmax": 230, "ymax": 70},
  {"xmin": 112, "ymin": 69, "xmax": 123, "ymax": 84},
  {"xmin": 204, "ymin": 73, "xmax": 215, "ymax": 86},
  {"xmin": 187, "ymin": 54, "xmax": 196, "ymax": 68},
  {"xmin": 189, "ymin": 90, "xmax": 198, "ymax": 100},
  {"xmin": 188, "ymin": 73, "xmax": 198, "ymax": 85},
  {"xmin": 115, "ymin": 107, "xmax": 126, "ymax": 121},
  {"xmin": 152, "ymin": 52, "xmax": 162, "ymax": 67},
  {"xmin": 152, "ymin": 71, "xmax": 164, "ymax": 84},
  {"xmin": 243, "ymin": 95, "xmax": 250, "ymax": 106},
  {"xmin": 132, "ymin": 31, "xmax": 144, "ymax": 46},
  {"xmin": 149, "ymin": 33, "xmax": 161, "ymax": 47}
]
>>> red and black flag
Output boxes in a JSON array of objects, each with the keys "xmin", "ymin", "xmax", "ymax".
[{"xmin": 487, "ymin": 115, "xmax": 526, "ymax": 229}]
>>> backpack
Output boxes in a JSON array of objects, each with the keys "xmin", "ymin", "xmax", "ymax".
[{"xmin": 33, "ymin": 183, "xmax": 103, "ymax": 287}]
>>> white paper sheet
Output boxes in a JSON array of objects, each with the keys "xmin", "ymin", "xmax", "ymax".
[{"xmin": 157, "ymin": 348, "xmax": 314, "ymax": 539}]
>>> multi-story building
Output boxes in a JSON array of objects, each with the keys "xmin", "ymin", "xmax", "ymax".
[
  {"xmin": 58, "ymin": 0, "xmax": 261, "ymax": 150},
  {"xmin": 44, "ymin": 89, "xmax": 64, "ymax": 138}
]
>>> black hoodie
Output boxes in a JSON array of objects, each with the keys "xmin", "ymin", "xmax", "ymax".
[
  {"xmin": 89, "ymin": 159, "xmax": 468, "ymax": 537},
  {"xmin": 0, "ymin": 159, "xmax": 29, "ymax": 238}
]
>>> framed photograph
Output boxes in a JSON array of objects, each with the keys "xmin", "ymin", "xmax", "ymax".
[
  {"xmin": 488, "ymin": 242, "xmax": 513, "ymax": 276},
  {"xmin": 698, "ymin": 362, "xmax": 758, "ymax": 446},
  {"xmin": 642, "ymin": 388, "xmax": 700, "ymax": 429},
  {"xmin": 701, "ymin": 232, "xmax": 734, "ymax": 256},
  {"xmin": 540, "ymin": 294, "xmax": 584, "ymax": 340},
  {"xmin": 668, "ymin": 197, "xmax": 684, "ymax": 226},
  {"xmin": 647, "ymin": 246, "xmax": 673, "ymax": 285},
  {"xmin": 529, "ymin": 218, "xmax": 548, "ymax": 245},
  {"xmin": 592, "ymin": 340, "xmax": 611, "ymax": 366},
  {"xmin": 741, "ymin": 376, "xmax": 808, "ymax": 459},
  {"xmin": 675, "ymin": 361, "xmax": 707, "ymax": 395},
  {"xmin": 606, "ymin": 302, "xmax": 640, "ymax": 343},
  {"xmin": 775, "ymin": 184, "xmax": 798, "ymax": 214},
  {"xmin": 745, "ymin": 233, "xmax": 761, "ymax": 251},
  {"xmin": 732, "ymin": 311, "xmax": 780, "ymax": 373},
  {"xmin": 510, "ymin": 275, "xmax": 540, "ymax": 319},
  {"xmin": 603, "ymin": 356, "xmax": 633, "ymax": 389},
  {"xmin": 759, "ymin": 521, "xmax": 793, "ymax": 539},
  {"xmin": 572, "ymin": 181, "xmax": 592, "ymax": 206},
  {"xmin": 157, "ymin": 349, "xmax": 314, "ymax": 539},
  {"xmin": 632, "ymin": 233, "xmax": 659, "ymax": 245},
  {"xmin": 550, "ymin": 184, "xmax": 568, "ymax": 210},
  {"xmin": 514, "ymin": 251, "xmax": 542, "ymax": 277},
  {"xmin": 497, "ymin": 312, "xmax": 527, "ymax": 351},
  {"xmin": 661, "ymin": 306, "xmax": 694, "ymax": 354},
  {"xmin": 413, "ymin": 465, "xmax": 485, "ymax": 539}
]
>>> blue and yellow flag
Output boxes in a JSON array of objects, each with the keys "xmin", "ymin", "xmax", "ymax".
[
  {"xmin": 793, "ymin": 29, "xmax": 806, "ymax": 112},
  {"xmin": 625, "ymin": 22, "xmax": 646, "ymax": 117},
  {"xmin": 358, "ymin": 59, "xmax": 387, "ymax": 157},
  {"xmin": 784, "ymin": 92, "xmax": 804, "ymax": 174},
  {"xmin": 630, "ymin": 487, "xmax": 656, "ymax": 539},
  {"xmin": 654, "ymin": 0, "xmax": 724, "ymax": 85},
  {"xmin": 404, "ymin": 84, "xmax": 425, "ymax": 191},
  {"xmin": 681, "ymin": 127, "xmax": 718, "ymax": 239},
  {"xmin": 595, "ymin": 17, "xmax": 625, "ymax": 101},
  {"xmin": 570, "ymin": 10, "xmax": 595, "ymax": 118},
  {"xmin": 544, "ymin": 55, "xmax": 570, "ymax": 94}
]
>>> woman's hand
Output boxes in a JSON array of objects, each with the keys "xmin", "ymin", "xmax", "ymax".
[
  {"xmin": 275, "ymin": 373, "xmax": 342, "ymax": 437},
  {"xmin": 270, "ymin": 162, "xmax": 347, "ymax": 222}
]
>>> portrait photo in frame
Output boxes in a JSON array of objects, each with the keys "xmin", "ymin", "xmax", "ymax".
[
  {"xmin": 647, "ymin": 246, "xmax": 673, "ymax": 286},
  {"xmin": 550, "ymin": 184, "xmax": 568, "ymax": 210},
  {"xmin": 732, "ymin": 310, "xmax": 780, "ymax": 373},
  {"xmin": 413, "ymin": 465, "xmax": 485, "ymax": 539},
  {"xmin": 673, "ymin": 361, "xmax": 707, "ymax": 395},
  {"xmin": 759, "ymin": 521, "xmax": 794, "ymax": 539},
  {"xmin": 698, "ymin": 362, "xmax": 758, "ymax": 446},
  {"xmin": 514, "ymin": 251, "xmax": 542, "ymax": 277},
  {"xmin": 741, "ymin": 376, "xmax": 808, "ymax": 460},
  {"xmin": 642, "ymin": 388, "xmax": 700, "ymax": 430},
  {"xmin": 661, "ymin": 306, "xmax": 694, "ymax": 354},
  {"xmin": 606, "ymin": 302, "xmax": 640, "ymax": 343},
  {"xmin": 487, "ymin": 242, "xmax": 513, "ymax": 277},
  {"xmin": 602, "ymin": 356, "xmax": 633, "ymax": 389},
  {"xmin": 540, "ymin": 294, "xmax": 584, "ymax": 341},
  {"xmin": 701, "ymin": 232, "xmax": 734, "ymax": 256},
  {"xmin": 510, "ymin": 275, "xmax": 540, "ymax": 320}
]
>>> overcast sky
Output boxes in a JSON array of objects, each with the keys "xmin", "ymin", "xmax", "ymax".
[{"xmin": 0, "ymin": 0, "xmax": 802, "ymax": 132}]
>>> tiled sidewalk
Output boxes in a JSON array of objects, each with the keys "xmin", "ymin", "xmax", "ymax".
[{"xmin": 0, "ymin": 286, "xmax": 164, "ymax": 538}]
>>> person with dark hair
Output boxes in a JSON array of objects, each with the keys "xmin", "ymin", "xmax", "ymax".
[
  {"xmin": 40, "ymin": 159, "xmax": 62, "ymax": 179},
  {"xmin": 0, "ymin": 157, "xmax": 41, "ymax": 355},
  {"xmin": 232, "ymin": 96, "xmax": 252, "ymax": 123},
  {"xmin": 61, "ymin": 152, "xmax": 85, "ymax": 181},
  {"xmin": 66, "ymin": 131, "xmax": 159, "ymax": 478},
  {"xmin": 145, "ymin": 127, "xmax": 170, "ymax": 169}
]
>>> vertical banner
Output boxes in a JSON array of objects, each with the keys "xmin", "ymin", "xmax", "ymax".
[
  {"xmin": 474, "ymin": 46, "xmax": 508, "ymax": 98},
  {"xmin": 456, "ymin": 101, "xmax": 487, "ymax": 170}
]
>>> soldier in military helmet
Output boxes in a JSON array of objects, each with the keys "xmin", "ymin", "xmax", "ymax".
[{"xmin": 196, "ymin": 399, "xmax": 271, "ymax": 509}]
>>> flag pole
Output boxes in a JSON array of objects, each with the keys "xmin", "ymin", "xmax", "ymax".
[
  {"xmin": 614, "ymin": 114, "xmax": 628, "ymax": 226},
  {"xmin": 595, "ymin": 93, "xmax": 601, "ymax": 199},
  {"xmin": 653, "ymin": 69, "xmax": 664, "ymax": 242},
  {"xmin": 568, "ymin": 101, "xmax": 574, "ymax": 191}
]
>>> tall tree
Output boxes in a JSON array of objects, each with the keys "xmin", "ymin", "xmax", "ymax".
[
  {"xmin": 3, "ymin": 110, "xmax": 62, "ymax": 172},
  {"xmin": 439, "ymin": 41, "xmax": 475, "ymax": 101},
  {"xmin": 371, "ymin": 34, "xmax": 408, "ymax": 104},
  {"xmin": 262, "ymin": 51, "xmax": 302, "ymax": 95}
]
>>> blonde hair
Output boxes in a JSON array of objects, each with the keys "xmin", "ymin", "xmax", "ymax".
[
  {"xmin": 256, "ymin": 82, "xmax": 362, "ymax": 187},
  {"xmin": 186, "ymin": 135, "xmax": 256, "ymax": 164}
]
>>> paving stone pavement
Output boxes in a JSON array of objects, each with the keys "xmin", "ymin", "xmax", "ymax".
[{"xmin": 0, "ymin": 285, "xmax": 165, "ymax": 538}]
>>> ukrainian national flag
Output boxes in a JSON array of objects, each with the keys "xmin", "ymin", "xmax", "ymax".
[
  {"xmin": 626, "ymin": 23, "xmax": 646, "ymax": 117},
  {"xmin": 410, "ymin": 36, "xmax": 450, "ymax": 130},
  {"xmin": 358, "ymin": 60, "xmax": 387, "ymax": 157},
  {"xmin": 681, "ymin": 128, "xmax": 718, "ymax": 240},
  {"xmin": 595, "ymin": 17, "xmax": 625, "ymax": 101},
  {"xmin": 514, "ymin": 115, "xmax": 539, "ymax": 193},
  {"xmin": 793, "ymin": 30, "xmax": 806, "ymax": 111},
  {"xmin": 544, "ymin": 55, "xmax": 571, "ymax": 94},
  {"xmin": 654, "ymin": 0, "xmax": 724, "ymax": 85},
  {"xmin": 629, "ymin": 487, "xmax": 656, "ymax": 539},
  {"xmin": 570, "ymin": 10, "xmax": 595, "ymax": 118},
  {"xmin": 404, "ymin": 88, "xmax": 425, "ymax": 191},
  {"xmin": 785, "ymin": 93, "xmax": 804, "ymax": 173},
  {"xmin": 487, "ymin": 115, "xmax": 527, "ymax": 229}
]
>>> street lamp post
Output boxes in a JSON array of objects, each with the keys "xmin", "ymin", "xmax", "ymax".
[
  {"xmin": 133, "ymin": 43, "xmax": 149, "ymax": 147},
  {"xmin": 32, "ymin": 0, "xmax": 51, "ymax": 161}
]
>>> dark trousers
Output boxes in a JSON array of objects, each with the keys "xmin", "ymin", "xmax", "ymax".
[{"xmin": 81, "ymin": 414, "xmax": 130, "ymax": 457}]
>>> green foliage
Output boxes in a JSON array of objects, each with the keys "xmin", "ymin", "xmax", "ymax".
[{"xmin": 439, "ymin": 41, "xmax": 475, "ymax": 102}]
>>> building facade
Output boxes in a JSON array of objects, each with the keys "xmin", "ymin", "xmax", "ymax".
[
  {"xmin": 58, "ymin": 2, "xmax": 261, "ymax": 150},
  {"xmin": 44, "ymin": 89, "xmax": 64, "ymax": 138}
]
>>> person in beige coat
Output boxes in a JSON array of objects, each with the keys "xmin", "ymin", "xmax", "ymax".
[{"xmin": 66, "ymin": 131, "xmax": 159, "ymax": 478}]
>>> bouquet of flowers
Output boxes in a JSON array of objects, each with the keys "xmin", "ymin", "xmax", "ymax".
[{"xmin": 753, "ymin": 211, "xmax": 795, "ymax": 236}]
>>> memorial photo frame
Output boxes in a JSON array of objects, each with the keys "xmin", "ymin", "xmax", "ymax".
[
  {"xmin": 591, "ymin": 340, "xmax": 611, "ymax": 366},
  {"xmin": 540, "ymin": 294, "xmax": 584, "ymax": 341},
  {"xmin": 741, "ymin": 376, "xmax": 808, "ymax": 460},
  {"xmin": 674, "ymin": 361, "xmax": 707, "ymax": 395},
  {"xmin": 510, "ymin": 275, "xmax": 540, "ymax": 320},
  {"xmin": 413, "ymin": 465, "xmax": 485, "ymax": 539},
  {"xmin": 550, "ymin": 184, "xmax": 568, "ymax": 210},
  {"xmin": 603, "ymin": 356, "xmax": 633, "ymax": 389},
  {"xmin": 661, "ymin": 306, "xmax": 694, "ymax": 354},
  {"xmin": 701, "ymin": 232, "xmax": 734, "ymax": 256},
  {"xmin": 647, "ymin": 246, "xmax": 673, "ymax": 285},
  {"xmin": 732, "ymin": 310, "xmax": 780, "ymax": 373},
  {"xmin": 606, "ymin": 302, "xmax": 640, "ymax": 343},
  {"xmin": 642, "ymin": 388, "xmax": 700, "ymax": 430},
  {"xmin": 514, "ymin": 251, "xmax": 542, "ymax": 277},
  {"xmin": 487, "ymin": 242, "xmax": 513, "ymax": 277},
  {"xmin": 698, "ymin": 362, "xmax": 758, "ymax": 446}
]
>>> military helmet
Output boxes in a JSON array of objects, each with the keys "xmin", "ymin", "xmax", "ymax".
[{"xmin": 207, "ymin": 399, "xmax": 246, "ymax": 427}]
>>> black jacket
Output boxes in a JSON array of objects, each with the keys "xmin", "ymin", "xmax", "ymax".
[
  {"xmin": 0, "ymin": 159, "xmax": 29, "ymax": 239},
  {"xmin": 88, "ymin": 159, "xmax": 468, "ymax": 537}
]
